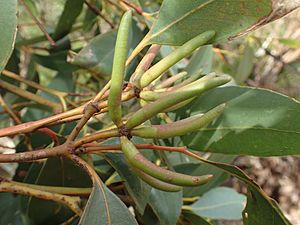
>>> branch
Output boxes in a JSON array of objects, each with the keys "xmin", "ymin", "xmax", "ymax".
[
  {"xmin": 0, "ymin": 144, "xmax": 68, "ymax": 163},
  {"xmin": 0, "ymin": 80, "xmax": 62, "ymax": 112},
  {"xmin": 0, "ymin": 95, "xmax": 21, "ymax": 124},
  {"xmin": 84, "ymin": 0, "xmax": 115, "ymax": 28},
  {"xmin": 19, "ymin": 0, "xmax": 56, "ymax": 46},
  {"xmin": 8, "ymin": 180, "xmax": 91, "ymax": 196},
  {"xmin": 0, "ymin": 178, "xmax": 82, "ymax": 215}
]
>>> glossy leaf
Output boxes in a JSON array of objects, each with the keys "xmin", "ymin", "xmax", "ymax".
[
  {"xmin": 79, "ymin": 180, "xmax": 138, "ymax": 225},
  {"xmin": 33, "ymin": 51, "xmax": 78, "ymax": 73},
  {"xmin": 183, "ymin": 86, "xmax": 300, "ymax": 156},
  {"xmin": 21, "ymin": 157, "xmax": 92, "ymax": 225},
  {"xmin": 196, "ymin": 157, "xmax": 292, "ymax": 224},
  {"xmin": 104, "ymin": 152, "xmax": 152, "ymax": 214},
  {"xmin": 0, "ymin": 0, "xmax": 17, "ymax": 73},
  {"xmin": 71, "ymin": 20, "xmax": 143, "ymax": 76},
  {"xmin": 188, "ymin": 187, "xmax": 246, "ymax": 220},
  {"xmin": 144, "ymin": 0, "xmax": 300, "ymax": 46},
  {"xmin": 243, "ymin": 186, "xmax": 289, "ymax": 225},
  {"xmin": 149, "ymin": 189, "xmax": 182, "ymax": 225},
  {"xmin": 52, "ymin": 0, "xmax": 85, "ymax": 40},
  {"xmin": 70, "ymin": 30, "xmax": 117, "ymax": 76}
]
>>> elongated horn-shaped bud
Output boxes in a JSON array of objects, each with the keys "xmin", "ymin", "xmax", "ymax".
[
  {"xmin": 132, "ymin": 167, "xmax": 182, "ymax": 192},
  {"xmin": 108, "ymin": 10, "xmax": 132, "ymax": 127},
  {"xmin": 132, "ymin": 103, "xmax": 225, "ymax": 139},
  {"xmin": 155, "ymin": 71, "xmax": 188, "ymax": 90},
  {"xmin": 140, "ymin": 71, "xmax": 206, "ymax": 102},
  {"xmin": 120, "ymin": 136, "xmax": 213, "ymax": 186},
  {"xmin": 167, "ymin": 71, "xmax": 207, "ymax": 92},
  {"xmin": 125, "ymin": 73, "xmax": 231, "ymax": 129},
  {"xmin": 139, "ymin": 31, "xmax": 215, "ymax": 88}
]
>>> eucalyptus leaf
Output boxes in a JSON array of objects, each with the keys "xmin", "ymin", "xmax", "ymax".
[
  {"xmin": 243, "ymin": 186, "xmax": 289, "ymax": 225},
  {"xmin": 20, "ymin": 157, "xmax": 92, "ymax": 225},
  {"xmin": 70, "ymin": 30, "xmax": 117, "ymax": 76},
  {"xmin": 195, "ymin": 157, "xmax": 292, "ymax": 224},
  {"xmin": 33, "ymin": 51, "xmax": 78, "ymax": 73},
  {"xmin": 188, "ymin": 187, "xmax": 246, "ymax": 220},
  {"xmin": 79, "ymin": 180, "xmax": 138, "ymax": 225},
  {"xmin": 0, "ymin": 0, "xmax": 17, "ymax": 73},
  {"xmin": 70, "ymin": 20, "xmax": 144, "ymax": 77},
  {"xmin": 149, "ymin": 189, "xmax": 182, "ymax": 225},
  {"xmin": 183, "ymin": 86, "xmax": 300, "ymax": 156},
  {"xmin": 52, "ymin": 0, "xmax": 85, "ymax": 40},
  {"xmin": 143, "ymin": 0, "xmax": 300, "ymax": 46}
]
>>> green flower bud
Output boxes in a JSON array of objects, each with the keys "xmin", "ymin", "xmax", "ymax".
[
  {"xmin": 108, "ymin": 10, "xmax": 132, "ymax": 127},
  {"xmin": 139, "ymin": 31, "xmax": 215, "ymax": 88},
  {"xmin": 132, "ymin": 103, "xmax": 225, "ymax": 139},
  {"xmin": 120, "ymin": 136, "xmax": 213, "ymax": 187}
]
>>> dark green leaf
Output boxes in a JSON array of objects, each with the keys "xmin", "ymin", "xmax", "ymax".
[
  {"xmin": 196, "ymin": 157, "xmax": 292, "ymax": 224},
  {"xmin": 70, "ymin": 30, "xmax": 117, "ymax": 76},
  {"xmin": 0, "ymin": 0, "xmax": 18, "ymax": 73},
  {"xmin": 243, "ymin": 186, "xmax": 289, "ymax": 225},
  {"xmin": 149, "ymin": 189, "xmax": 182, "ymax": 225},
  {"xmin": 187, "ymin": 187, "xmax": 246, "ymax": 220},
  {"xmin": 79, "ymin": 180, "xmax": 138, "ymax": 225},
  {"xmin": 144, "ymin": 0, "xmax": 300, "ymax": 46},
  {"xmin": 183, "ymin": 86, "xmax": 300, "ymax": 156},
  {"xmin": 52, "ymin": 0, "xmax": 85, "ymax": 40},
  {"xmin": 21, "ymin": 157, "xmax": 92, "ymax": 225},
  {"xmin": 146, "ymin": 0, "xmax": 271, "ymax": 45},
  {"xmin": 33, "ymin": 51, "xmax": 78, "ymax": 73}
]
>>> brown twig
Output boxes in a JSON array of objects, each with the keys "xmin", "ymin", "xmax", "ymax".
[
  {"xmin": 0, "ymin": 179, "xmax": 82, "ymax": 215},
  {"xmin": 119, "ymin": 0, "xmax": 143, "ymax": 15},
  {"xmin": 0, "ymin": 106, "xmax": 83, "ymax": 137},
  {"xmin": 0, "ymin": 80, "xmax": 62, "ymax": 112},
  {"xmin": 0, "ymin": 87, "xmax": 134, "ymax": 138},
  {"xmin": 19, "ymin": 0, "xmax": 56, "ymax": 46},
  {"xmin": 37, "ymin": 128, "xmax": 60, "ymax": 146},
  {"xmin": 84, "ymin": 0, "xmax": 115, "ymax": 28},
  {"xmin": 0, "ymin": 95, "xmax": 21, "ymax": 124},
  {"xmin": 0, "ymin": 144, "xmax": 68, "ymax": 163}
]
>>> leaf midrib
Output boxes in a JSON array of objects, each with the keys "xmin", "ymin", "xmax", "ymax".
[
  {"xmin": 193, "ymin": 200, "xmax": 244, "ymax": 212},
  {"xmin": 198, "ymin": 126, "xmax": 300, "ymax": 135},
  {"xmin": 149, "ymin": 0, "xmax": 216, "ymax": 40}
]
